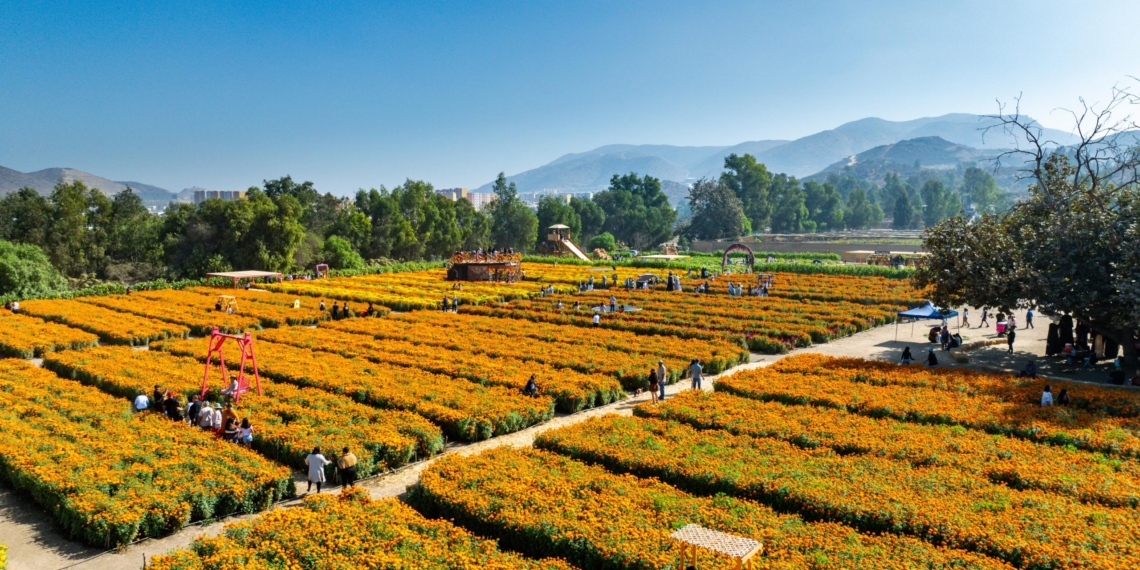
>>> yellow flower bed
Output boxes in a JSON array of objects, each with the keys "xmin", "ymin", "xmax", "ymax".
[
  {"xmin": 0, "ymin": 359, "xmax": 292, "ymax": 548},
  {"xmin": 43, "ymin": 346, "xmax": 444, "ymax": 478},
  {"xmin": 154, "ymin": 337, "xmax": 554, "ymax": 441},
  {"xmin": 149, "ymin": 488, "xmax": 575, "ymax": 570},
  {"xmin": 0, "ymin": 310, "xmax": 98, "ymax": 358},
  {"xmin": 537, "ymin": 415, "xmax": 1139, "ymax": 569},
  {"xmin": 257, "ymin": 326, "xmax": 625, "ymax": 413},
  {"xmin": 20, "ymin": 298, "xmax": 190, "ymax": 345},
  {"xmin": 638, "ymin": 390, "xmax": 1140, "ymax": 508},
  {"xmin": 719, "ymin": 354, "xmax": 1140, "ymax": 457},
  {"xmin": 80, "ymin": 294, "xmax": 262, "ymax": 335},
  {"xmin": 410, "ymin": 447, "xmax": 1012, "ymax": 570},
  {"xmin": 135, "ymin": 289, "xmax": 326, "ymax": 327}
]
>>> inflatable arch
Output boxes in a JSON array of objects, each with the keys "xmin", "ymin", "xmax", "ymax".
[{"xmin": 721, "ymin": 244, "xmax": 755, "ymax": 270}]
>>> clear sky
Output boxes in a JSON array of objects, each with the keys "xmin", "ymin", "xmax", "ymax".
[{"xmin": 1, "ymin": 0, "xmax": 1137, "ymax": 195}]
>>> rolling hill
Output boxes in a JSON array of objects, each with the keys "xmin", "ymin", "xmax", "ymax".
[{"xmin": 0, "ymin": 166, "xmax": 184, "ymax": 207}]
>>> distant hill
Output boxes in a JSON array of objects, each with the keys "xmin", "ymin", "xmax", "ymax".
[
  {"xmin": 476, "ymin": 113, "xmax": 1080, "ymax": 202},
  {"xmin": 0, "ymin": 165, "xmax": 184, "ymax": 208},
  {"xmin": 805, "ymin": 136, "xmax": 1013, "ymax": 186}
]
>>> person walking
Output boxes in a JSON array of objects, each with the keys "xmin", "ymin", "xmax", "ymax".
[
  {"xmin": 689, "ymin": 359, "xmax": 704, "ymax": 391},
  {"xmin": 647, "ymin": 369, "xmax": 659, "ymax": 404},
  {"xmin": 657, "ymin": 359, "xmax": 667, "ymax": 401},
  {"xmin": 305, "ymin": 447, "xmax": 331, "ymax": 494},
  {"xmin": 980, "ymin": 308, "xmax": 989, "ymax": 328},
  {"xmin": 337, "ymin": 447, "xmax": 358, "ymax": 488},
  {"xmin": 186, "ymin": 394, "xmax": 201, "ymax": 426},
  {"xmin": 1007, "ymin": 327, "xmax": 1016, "ymax": 354},
  {"xmin": 961, "ymin": 308, "xmax": 970, "ymax": 328},
  {"xmin": 1025, "ymin": 308, "xmax": 1035, "ymax": 329},
  {"xmin": 901, "ymin": 346, "xmax": 913, "ymax": 365}
]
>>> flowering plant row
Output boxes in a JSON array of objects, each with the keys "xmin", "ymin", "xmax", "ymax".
[
  {"xmin": 637, "ymin": 390, "xmax": 1140, "ymax": 509},
  {"xmin": 135, "ymin": 289, "xmax": 327, "ymax": 328},
  {"xmin": 410, "ymin": 447, "xmax": 1013, "ymax": 570},
  {"xmin": 149, "ymin": 487, "xmax": 576, "ymax": 570},
  {"xmin": 20, "ymin": 298, "xmax": 190, "ymax": 345},
  {"xmin": 535, "ymin": 415, "xmax": 1138, "ymax": 570},
  {"xmin": 80, "ymin": 294, "xmax": 263, "ymax": 335},
  {"xmin": 0, "ymin": 359, "xmax": 292, "ymax": 548},
  {"xmin": 187, "ymin": 285, "xmax": 390, "ymax": 315},
  {"xmin": 720, "ymin": 355, "xmax": 1140, "ymax": 457},
  {"xmin": 257, "ymin": 326, "xmax": 625, "ymax": 413},
  {"xmin": 43, "ymin": 346, "xmax": 444, "ymax": 479},
  {"xmin": 0, "ymin": 310, "xmax": 99, "ymax": 358},
  {"xmin": 154, "ymin": 337, "xmax": 554, "ymax": 441}
]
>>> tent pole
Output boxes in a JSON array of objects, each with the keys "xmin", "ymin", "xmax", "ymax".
[{"xmin": 895, "ymin": 319, "xmax": 898, "ymax": 341}]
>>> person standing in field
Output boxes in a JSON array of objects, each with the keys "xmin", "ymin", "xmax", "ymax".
[
  {"xmin": 657, "ymin": 359, "xmax": 667, "ymax": 401},
  {"xmin": 980, "ymin": 308, "xmax": 989, "ymax": 328},
  {"xmin": 1026, "ymin": 308, "xmax": 1035, "ymax": 329},
  {"xmin": 1007, "ymin": 328, "xmax": 1017, "ymax": 354},
  {"xmin": 133, "ymin": 392, "xmax": 149, "ymax": 413},
  {"xmin": 337, "ymin": 447, "xmax": 358, "ymax": 487},
  {"xmin": 306, "ymin": 447, "xmax": 331, "ymax": 494},
  {"xmin": 961, "ymin": 308, "xmax": 969, "ymax": 328},
  {"xmin": 1040, "ymin": 385, "xmax": 1054, "ymax": 406},
  {"xmin": 647, "ymin": 369, "xmax": 659, "ymax": 404},
  {"xmin": 689, "ymin": 359, "xmax": 704, "ymax": 391},
  {"xmin": 186, "ymin": 394, "xmax": 201, "ymax": 426}
]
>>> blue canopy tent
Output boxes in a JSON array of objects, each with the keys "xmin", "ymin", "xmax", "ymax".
[{"xmin": 896, "ymin": 301, "xmax": 960, "ymax": 340}]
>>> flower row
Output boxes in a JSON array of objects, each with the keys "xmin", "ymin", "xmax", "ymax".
[
  {"xmin": 0, "ymin": 359, "xmax": 292, "ymax": 547},
  {"xmin": 409, "ymin": 446, "xmax": 1012, "ymax": 570},
  {"xmin": 535, "ymin": 415, "xmax": 1138, "ymax": 569},
  {"xmin": 637, "ymin": 390, "xmax": 1140, "ymax": 508},
  {"xmin": 80, "ymin": 294, "xmax": 264, "ymax": 335},
  {"xmin": 257, "ymin": 326, "xmax": 625, "ymax": 413},
  {"xmin": 43, "ymin": 346, "xmax": 445, "ymax": 479},
  {"xmin": 20, "ymin": 299, "xmax": 190, "ymax": 345},
  {"xmin": 154, "ymin": 336, "xmax": 554, "ymax": 441},
  {"xmin": 0, "ymin": 310, "xmax": 98, "ymax": 358},
  {"xmin": 149, "ymin": 488, "xmax": 576, "ymax": 570},
  {"xmin": 135, "ymin": 289, "xmax": 327, "ymax": 327},
  {"xmin": 719, "ymin": 355, "xmax": 1140, "ymax": 457}
]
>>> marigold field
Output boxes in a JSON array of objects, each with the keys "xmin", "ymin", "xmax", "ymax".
[{"xmin": 2, "ymin": 262, "xmax": 1139, "ymax": 569}]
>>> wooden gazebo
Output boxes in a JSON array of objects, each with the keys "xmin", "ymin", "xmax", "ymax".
[{"xmin": 670, "ymin": 524, "xmax": 763, "ymax": 570}]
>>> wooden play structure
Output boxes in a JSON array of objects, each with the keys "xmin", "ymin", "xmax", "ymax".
[
  {"xmin": 216, "ymin": 295, "xmax": 237, "ymax": 313},
  {"xmin": 200, "ymin": 327, "xmax": 262, "ymax": 403},
  {"xmin": 670, "ymin": 524, "xmax": 763, "ymax": 570},
  {"xmin": 315, "ymin": 263, "xmax": 330, "ymax": 278},
  {"xmin": 721, "ymin": 243, "xmax": 755, "ymax": 271},
  {"xmin": 446, "ymin": 252, "xmax": 522, "ymax": 282},
  {"xmin": 756, "ymin": 273, "xmax": 774, "ymax": 289},
  {"xmin": 544, "ymin": 224, "xmax": 590, "ymax": 261}
]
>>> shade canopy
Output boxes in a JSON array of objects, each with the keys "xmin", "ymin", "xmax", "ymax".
[
  {"xmin": 548, "ymin": 224, "xmax": 570, "ymax": 229},
  {"xmin": 206, "ymin": 270, "xmax": 283, "ymax": 288},
  {"xmin": 898, "ymin": 301, "xmax": 958, "ymax": 320}
]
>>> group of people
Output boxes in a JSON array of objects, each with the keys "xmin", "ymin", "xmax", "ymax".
[
  {"xmin": 319, "ymin": 300, "xmax": 377, "ymax": 319},
  {"xmin": 900, "ymin": 346, "xmax": 940, "ymax": 367},
  {"xmin": 132, "ymin": 383, "xmax": 254, "ymax": 447},
  {"xmin": 3, "ymin": 299, "xmax": 20, "ymax": 312},
  {"xmin": 440, "ymin": 296, "xmax": 460, "ymax": 312},
  {"xmin": 304, "ymin": 446, "xmax": 359, "ymax": 493}
]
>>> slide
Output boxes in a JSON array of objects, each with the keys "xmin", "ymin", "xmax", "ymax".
[{"xmin": 561, "ymin": 239, "xmax": 590, "ymax": 261}]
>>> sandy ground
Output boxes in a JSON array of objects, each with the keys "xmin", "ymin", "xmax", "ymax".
[{"xmin": 5, "ymin": 307, "xmax": 1134, "ymax": 569}]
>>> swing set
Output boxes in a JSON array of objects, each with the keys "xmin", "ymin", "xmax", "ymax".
[{"xmin": 199, "ymin": 327, "xmax": 262, "ymax": 403}]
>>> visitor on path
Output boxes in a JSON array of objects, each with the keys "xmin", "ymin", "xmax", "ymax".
[
  {"xmin": 901, "ymin": 347, "xmax": 913, "ymax": 365},
  {"xmin": 1057, "ymin": 388, "xmax": 1071, "ymax": 406},
  {"xmin": 152, "ymin": 385, "xmax": 164, "ymax": 410},
  {"xmin": 1008, "ymin": 315, "xmax": 1018, "ymax": 330},
  {"xmin": 338, "ymin": 447, "xmax": 358, "ymax": 487},
  {"xmin": 186, "ymin": 394, "xmax": 201, "ymax": 425},
  {"xmin": 940, "ymin": 327, "xmax": 950, "ymax": 351},
  {"xmin": 524, "ymin": 375, "xmax": 538, "ymax": 397},
  {"xmin": 1007, "ymin": 328, "xmax": 1016, "ymax": 354},
  {"xmin": 164, "ymin": 393, "xmax": 183, "ymax": 421},
  {"xmin": 689, "ymin": 359, "xmax": 704, "ymax": 390},
  {"xmin": 926, "ymin": 349, "xmax": 938, "ymax": 367},
  {"xmin": 223, "ymin": 418, "xmax": 240, "ymax": 442},
  {"xmin": 1018, "ymin": 360, "xmax": 1037, "ymax": 379},
  {"xmin": 657, "ymin": 360, "xmax": 667, "ymax": 401},
  {"xmin": 305, "ymin": 447, "xmax": 331, "ymax": 493},
  {"xmin": 961, "ymin": 308, "xmax": 969, "ymax": 328},
  {"xmin": 133, "ymin": 392, "xmax": 149, "ymax": 413},
  {"xmin": 239, "ymin": 418, "xmax": 253, "ymax": 446},
  {"xmin": 332, "ymin": 302, "xmax": 340, "ymax": 320},
  {"xmin": 648, "ymin": 369, "xmax": 659, "ymax": 404},
  {"xmin": 980, "ymin": 308, "xmax": 989, "ymax": 328},
  {"xmin": 198, "ymin": 402, "xmax": 215, "ymax": 430},
  {"xmin": 1041, "ymin": 385, "xmax": 1054, "ymax": 406},
  {"xmin": 609, "ymin": 295, "xmax": 617, "ymax": 312},
  {"xmin": 592, "ymin": 313, "xmax": 601, "ymax": 327},
  {"xmin": 1025, "ymin": 309, "xmax": 1035, "ymax": 329}
]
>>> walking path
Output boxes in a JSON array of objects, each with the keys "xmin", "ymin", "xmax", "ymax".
[{"xmin": 3, "ymin": 308, "xmax": 1132, "ymax": 569}]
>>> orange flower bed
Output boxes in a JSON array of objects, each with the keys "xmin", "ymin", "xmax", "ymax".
[
  {"xmin": 0, "ymin": 359, "xmax": 292, "ymax": 548},
  {"xmin": 535, "ymin": 415, "xmax": 1140, "ymax": 569},
  {"xmin": 0, "ymin": 309, "xmax": 98, "ymax": 358},
  {"xmin": 135, "ymin": 289, "xmax": 327, "ymax": 327},
  {"xmin": 20, "ymin": 298, "xmax": 189, "ymax": 345},
  {"xmin": 410, "ymin": 447, "xmax": 1012, "ymax": 570},
  {"xmin": 637, "ymin": 389, "xmax": 1140, "ymax": 508},
  {"xmin": 149, "ymin": 488, "xmax": 575, "ymax": 570},
  {"xmin": 80, "ymin": 294, "xmax": 262, "ymax": 335},
  {"xmin": 257, "ymin": 326, "xmax": 625, "ymax": 413},
  {"xmin": 154, "ymin": 337, "xmax": 554, "ymax": 441},
  {"xmin": 718, "ymin": 354, "xmax": 1140, "ymax": 458},
  {"xmin": 43, "ymin": 346, "xmax": 444, "ymax": 478}
]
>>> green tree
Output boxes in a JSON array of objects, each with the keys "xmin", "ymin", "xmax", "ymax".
[
  {"xmin": 327, "ymin": 207, "xmax": 372, "ymax": 253},
  {"xmin": 961, "ymin": 167, "xmax": 1002, "ymax": 213},
  {"xmin": 803, "ymin": 181, "xmax": 844, "ymax": 231},
  {"xmin": 321, "ymin": 235, "xmax": 366, "ymax": 270},
  {"xmin": 593, "ymin": 172, "xmax": 676, "ymax": 250},
  {"xmin": 0, "ymin": 188, "xmax": 52, "ymax": 247},
  {"xmin": 103, "ymin": 188, "xmax": 165, "ymax": 282},
  {"xmin": 891, "ymin": 194, "xmax": 914, "ymax": 229},
  {"xmin": 768, "ymin": 175, "xmax": 814, "ymax": 233},
  {"xmin": 46, "ymin": 180, "xmax": 111, "ymax": 277},
  {"xmin": 568, "ymin": 197, "xmax": 605, "ymax": 245},
  {"xmin": 587, "ymin": 232, "xmax": 617, "ymax": 253},
  {"xmin": 535, "ymin": 196, "xmax": 582, "ymax": 250},
  {"xmin": 683, "ymin": 178, "xmax": 749, "ymax": 240},
  {"xmin": 454, "ymin": 198, "xmax": 492, "ymax": 251},
  {"xmin": 0, "ymin": 240, "xmax": 66, "ymax": 298},
  {"xmin": 486, "ymin": 172, "xmax": 538, "ymax": 252},
  {"xmin": 721, "ymin": 154, "xmax": 772, "ymax": 231},
  {"xmin": 844, "ymin": 188, "xmax": 884, "ymax": 229},
  {"xmin": 263, "ymin": 176, "xmax": 321, "ymax": 227},
  {"xmin": 920, "ymin": 180, "xmax": 962, "ymax": 227}
]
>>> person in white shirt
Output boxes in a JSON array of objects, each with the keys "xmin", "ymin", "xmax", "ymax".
[
  {"xmin": 689, "ymin": 359, "xmax": 704, "ymax": 390},
  {"xmin": 656, "ymin": 360, "xmax": 667, "ymax": 401},
  {"xmin": 592, "ymin": 313, "xmax": 600, "ymax": 327},
  {"xmin": 1041, "ymin": 385, "xmax": 1054, "ymax": 406},
  {"xmin": 133, "ymin": 393, "xmax": 149, "ymax": 413},
  {"xmin": 211, "ymin": 405, "xmax": 224, "ymax": 429},
  {"xmin": 198, "ymin": 401, "xmax": 215, "ymax": 429}
]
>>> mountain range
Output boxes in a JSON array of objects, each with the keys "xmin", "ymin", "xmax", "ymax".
[
  {"xmin": 475, "ymin": 113, "xmax": 1081, "ymax": 200},
  {"xmin": 0, "ymin": 166, "xmax": 201, "ymax": 208}
]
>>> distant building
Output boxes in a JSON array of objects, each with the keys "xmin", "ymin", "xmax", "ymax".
[
  {"xmin": 193, "ymin": 189, "xmax": 246, "ymax": 204},
  {"xmin": 435, "ymin": 187, "xmax": 468, "ymax": 201},
  {"xmin": 467, "ymin": 192, "xmax": 497, "ymax": 211}
]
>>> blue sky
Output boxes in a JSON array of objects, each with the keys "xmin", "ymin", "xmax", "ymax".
[{"xmin": 1, "ymin": 0, "xmax": 1137, "ymax": 194}]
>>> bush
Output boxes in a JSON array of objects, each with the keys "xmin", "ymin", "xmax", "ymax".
[
  {"xmin": 0, "ymin": 240, "xmax": 66, "ymax": 298},
  {"xmin": 587, "ymin": 232, "xmax": 616, "ymax": 253},
  {"xmin": 322, "ymin": 236, "xmax": 366, "ymax": 270}
]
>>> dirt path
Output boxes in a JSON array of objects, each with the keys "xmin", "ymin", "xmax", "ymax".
[{"xmin": 5, "ymin": 308, "xmax": 1132, "ymax": 569}]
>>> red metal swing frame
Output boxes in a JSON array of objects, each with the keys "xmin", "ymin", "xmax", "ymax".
[{"xmin": 200, "ymin": 327, "xmax": 262, "ymax": 403}]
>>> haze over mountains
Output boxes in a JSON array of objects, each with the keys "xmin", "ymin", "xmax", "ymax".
[{"xmin": 476, "ymin": 113, "xmax": 1080, "ymax": 199}]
